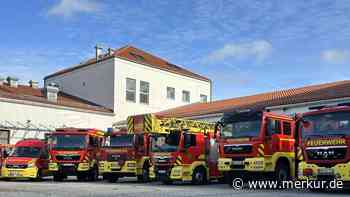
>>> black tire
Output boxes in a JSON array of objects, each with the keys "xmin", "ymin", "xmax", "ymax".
[
  {"xmin": 53, "ymin": 173, "xmax": 64, "ymax": 182},
  {"xmin": 77, "ymin": 173, "xmax": 87, "ymax": 181},
  {"xmin": 137, "ymin": 165, "xmax": 150, "ymax": 182},
  {"xmin": 223, "ymin": 172, "xmax": 233, "ymax": 185},
  {"xmin": 33, "ymin": 170, "xmax": 43, "ymax": 182},
  {"xmin": 87, "ymin": 166, "xmax": 98, "ymax": 181},
  {"xmin": 275, "ymin": 161, "xmax": 290, "ymax": 181},
  {"xmin": 107, "ymin": 175, "xmax": 119, "ymax": 183},
  {"xmin": 192, "ymin": 167, "xmax": 207, "ymax": 185},
  {"xmin": 162, "ymin": 178, "xmax": 173, "ymax": 185}
]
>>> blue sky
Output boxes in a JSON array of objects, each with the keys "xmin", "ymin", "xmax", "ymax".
[{"xmin": 1, "ymin": 0, "xmax": 350, "ymax": 100}]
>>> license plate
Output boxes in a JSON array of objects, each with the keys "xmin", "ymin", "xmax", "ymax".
[
  {"xmin": 319, "ymin": 168, "xmax": 334, "ymax": 175},
  {"xmin": 9, "ymin": 171, "xmax": 21, "ymax": 177},
  {"xmin": 110, "ymin": 162, "xmax": 120, "ymax": 168},
  {"xmin": 158, "ymin": 170, "xmax": 166, "ymax": 174},
  {"xmin": 61, "ymin": 163, "xmax": 74, "ymax": 167},
  {"xmin": 232, "ymin": 160, "xmax": 244, "ymax": 165}
]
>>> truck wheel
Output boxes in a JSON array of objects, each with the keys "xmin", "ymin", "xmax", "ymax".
[
  {"xmin": 87, "ymin": 167, "xmax": 98, "ymax": 181},
  {"xmin": 192, "ymin": 167, "xmax": 207, "ymax": 185},
  {"xmin": 77, "ymin": 173, "xmax": 87, "ymax": 181},
  {"xmin": 162, "ymin": 178, "xmax": 173, "ymax": 185},
  {"xmin": 53, "ymin": 173, "xmax": 64, "ymax": 182},
  {"xmin": 33, "ymin": 170, "xmax": 43, "ymax": 182},
  {"xmin": 275, "ymin": 161, "xmax": 290, "ymax": 181},
  {"xmin": 223, "ymin": 172, "xmax": 233, "ymax": 185},
  {"xmin": 137, "ymin": 166, "xmax": 149, "ymax": 182},
  {"xmin": 107, "ymin": 176, "xmax": 119, "ymax": 183}
]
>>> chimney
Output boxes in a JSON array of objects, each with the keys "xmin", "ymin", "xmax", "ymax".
[
  {"xmin": 95, "ymin": 44, "xmax": 103, "ymax": 61},
  {"xmin": 107, "ymin": 48, "xmax": 114, "ymax": 56},
  {"xmin": 45, "ymin": 83, "xmax": 59, "ymax": 102},
  {"xmin": 7, "ymin": 76, "xmax": 18, "ymax": 88},
  {"xmin": 29, "ymin": 80, "xmax": 39, "ymax": 88},
  {"xmin": 0, "ymin": 76, "xmax": 5, "ymax": 86}
]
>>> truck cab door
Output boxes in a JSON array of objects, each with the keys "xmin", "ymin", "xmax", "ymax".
[
  {"xmin": 265, "ymin": 118, "xmax": 282, "ymax": 155},
  {"xmin": 181, "ymin": 133, "xmax": 199, "ymax": 164}
]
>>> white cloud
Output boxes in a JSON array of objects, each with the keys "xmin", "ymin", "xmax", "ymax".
[
  {"xmin": 205, "ymin": 40, "xmax": 272, "ymax": 63},
  {"xmin": 47, "ymin": 0, "xmax": 102, "ymax": 18},
  {"xmin": 322, "ymin": 49, "xmax": 350, "ymax": 64}
]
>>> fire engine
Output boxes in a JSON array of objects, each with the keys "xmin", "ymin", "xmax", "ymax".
[
  {"xmin": 48, "ymin": 128, "xmax": 105, "ymax": 181},
  {"xmin": 216, "ymin": 110, "xmax": 296, "ymax": 183},
  {"xmin": 140, "ymin": 114, "xmax": 221, "ymax": 184},
  {"xmin": 0, "ymin": 145, "xmax": 7, "ymax": 176},
  {"xmin": 297, "ymin": 105, "xmax": 350, "ymax": 182},
  {"xmin": 99, "ymin": 117, "xmax": 151, "ymax": 182},
  {"xmin": 1, "ymin": 139, "xmax": 49, "ymax": 180}
]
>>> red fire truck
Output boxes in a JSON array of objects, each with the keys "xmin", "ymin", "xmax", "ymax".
[
  {"xmin": 145, "ymin": 114, "xmax": 221, "ymax": 184},
  {"xmin": 48, "ymin": 128, "xmax": 105, "ymax": 181},
  {"xmin": 0, "ymin": 145, "xmax": 7, "ymax": 176},
  {"xmin": 1, "ymin": 139, "xmax": 49, "ymax": 180},
  {"xmin": 216, "ymin": 110, "xmax": 296, "ymax": 183},
  {"xmin": 297, "ymin": 105, "xmax": 350, "ymax": 182},
  {"xmin": 99, "ymin": 121, "xmax": 151, "ymax": 182}
]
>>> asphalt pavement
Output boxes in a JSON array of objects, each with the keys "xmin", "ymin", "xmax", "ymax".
[{"xmin": 0, "ymin": 177, "xmax": 349, "ymax": 197}]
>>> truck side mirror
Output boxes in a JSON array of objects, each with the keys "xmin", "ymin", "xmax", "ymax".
[{"xmin": 3, "ymin": 151, "xmax": 8, "ymax": 158}]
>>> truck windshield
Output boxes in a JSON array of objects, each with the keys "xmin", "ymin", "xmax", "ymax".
[
  {"xmin": 10, "ymin": 147, "xmax": 41, "ymax": 158},
  {"xmin": 51, "ymin": 135, "xmax": 86, "ymax": 150},
  {"xmin": 301, "ymin": 111, "xmax": 350, "ymax": 138},
  {"xmin": 151, "ymin": 131, "xmax": 180, "ymax": 152},
  {"xmin": 107, "ymin": 135, "xmax": 134, "ymax": 147},
  {"xmin": 221, "ymin": 120, "xmax": 261, "ymax": 138}
]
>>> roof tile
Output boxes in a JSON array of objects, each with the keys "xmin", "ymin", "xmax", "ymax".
[{"xmin": 156, "ymin": 80, "xmax": 350, "ymax": 118}]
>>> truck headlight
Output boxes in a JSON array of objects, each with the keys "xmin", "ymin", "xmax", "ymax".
[{"xmin": 27, "ymin": 162, "xmax": 35, "ymax": 168}]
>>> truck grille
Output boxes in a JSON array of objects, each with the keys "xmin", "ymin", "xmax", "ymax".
[
  {"xmin": 224, "ymin": 144, "xmax": 252, "ymax": 154},
  {"xmin": 306, "ymin": 146, "xmax": 347, "ymax": 160},
  {"xmin": 56, "ymin": 155, "xmax": 81, "ymax": 161},
  {"xmin": 6, "ymin": 164, "xmax": 27, "ymax": 169}
]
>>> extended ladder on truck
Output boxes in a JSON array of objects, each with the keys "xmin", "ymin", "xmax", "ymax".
[{"xmin": 128, "ymin": 114, "xmax": 220, "ymax": 185}]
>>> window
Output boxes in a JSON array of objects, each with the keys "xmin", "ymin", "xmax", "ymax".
[
  {"xmin": 140, "ymin": 81, "xmax": 149, "ymax": 104},
  {"xmin": 126, "ymin": 78, "xmax": 136, "ymax": 102},
  {"xmin": 182, "ymin": 90, "xmax": 190, "ymax": 103},
  {"xmin": 267, "ymin": 119, "xmax": 281, "ymax": 135},
  {"xmin": 184, "ymin": 134, "xmax": 196, "ymax": 148},
  {"xmin": 283, "ymin": 122, "xmax": 292, "ymax": 135},
  {"xmin": 200, "ymin": 94, "xmax": 208, "ymax": 103},
  {"xmin": 167, "ymin": 87, "xmax": 175, "ymax": 100}
]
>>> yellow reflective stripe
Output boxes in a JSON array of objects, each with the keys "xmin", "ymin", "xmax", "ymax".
[
  {"xmin": 297, "ymin": 148, "xmax": 304, "ymax": 161},
  {"xmin": 127, "ymin": 117, "xmax": 133, "ymax": 133},
  {"xmin": 144, "ymin": 114, "xmax": 152, "ymax": 133},
  {"xmin": 258, "ymin": 144, "xmax": 264, "ymax": 157}
]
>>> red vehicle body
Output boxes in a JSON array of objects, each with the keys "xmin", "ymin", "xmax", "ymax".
[
  {"xmin": 48, "ymin": 128, "xmax": 105, "ymax": 181},
  {"xmin": 216, "ymin": 110, "xmax": 296, "ymax": 182},
  {"xmin": 0, "ymin": 145, "xmax": 6, "ymax": 176},
  {"xmin": 297, "ymin": 105, "xmax": 350, "ymax": 182},
  {"xmin": 147, "ymin": 115, "xmax": 221, "ymax": 184},
  {"xmin": 99, "ymin": 125, "xmax": 150, "ymax": 182},
  {"xmin": 1, "ymin": 139, "xmax": 49, "ymax": 180}
]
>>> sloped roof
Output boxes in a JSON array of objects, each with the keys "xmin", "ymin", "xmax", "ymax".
[
  {"xmin": 45, "ymin": 45, "xmax": 210, "ymax": 82},
  {"xmin": 0, "ymin": 83, "xmax": 113, "ymax": 113},
  {"xmin": 156, "ymin": 80, "xmax": 350, "ymax": 118}
]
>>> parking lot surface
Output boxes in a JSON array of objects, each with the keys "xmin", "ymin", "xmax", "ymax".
[{"xmin": 0, "ymin": 177, "xmax": 349, "ymax": 197}]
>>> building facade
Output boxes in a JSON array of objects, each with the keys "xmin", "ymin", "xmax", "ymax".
[
  {"xmin": 45, "ymin": 45, "xmax": 212, "ymax": 122},
  {"xmin": 0, "ymin": 77, "xmax": 114, "ymax": 144}
]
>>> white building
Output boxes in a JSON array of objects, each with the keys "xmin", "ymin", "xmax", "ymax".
[
  {"xmin": 45, "ymin": 45, "xmax": 212, "ymax": 122},
  {"xmin": 0, "ymin": 77, "xmax": 114, "ymax": 144},
  {"xmin": 1, "ymin": 45, "xmax": 211, "ymax": 144}
]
